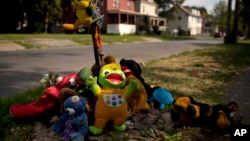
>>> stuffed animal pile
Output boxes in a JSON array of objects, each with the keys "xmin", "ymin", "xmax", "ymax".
[{"xmin": 8, "ymin": 54, "xmax": 241, "ymax": 139}]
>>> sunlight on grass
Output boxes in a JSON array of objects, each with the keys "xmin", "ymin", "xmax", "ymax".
[{"xmin": 143, "ymin": 43, "xmax": 250, "ymax": 105}]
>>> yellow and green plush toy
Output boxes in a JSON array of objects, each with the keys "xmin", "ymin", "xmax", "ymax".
[
  {"xmin": 63, "ymin": 0, "xmax": 94, "ymax": 30},
  {"xmin": 85, "ymin": 63, "xmax": 140, "ymax": 135}
]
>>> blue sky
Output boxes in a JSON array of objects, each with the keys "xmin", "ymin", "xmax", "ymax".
[{"xmin": 183, "ymin": 0, "xmax": 220, "ymax": 13}]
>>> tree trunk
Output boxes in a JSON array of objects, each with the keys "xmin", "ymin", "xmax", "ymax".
[
  {"xmin": 245, "ymin": 20, "xmax": 250, "ymax": 39},
  {"xmin": 44, "ymin": 11, "xmax": 49, "ymax": 33},
  {"xmin": 224, "ymin": 0, "xmax": 232, "ymax": 44},
  {"xmin": 231, "ymin": 0, "xmax": 240, "ymax": 43}
]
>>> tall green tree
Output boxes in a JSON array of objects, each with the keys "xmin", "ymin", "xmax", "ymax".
[
  {"xmin": 34, "ymin": 0, "xmax": 62, "ymax": 33},
  {"xmin": 155, "ymin": 0, "xmax": 185, "ymax": 20},
  {"xmin": 211, "ymin": 0, "xmax": 228, "ymax": 33},
  {"xmin": 20, "ymin": 0, "xmax": 62, "ymax": 33}
]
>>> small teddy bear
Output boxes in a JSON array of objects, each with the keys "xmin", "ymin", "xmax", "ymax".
[{"xmin": 53, "ymin": 95, "xmax": 88, "ymax": 141}]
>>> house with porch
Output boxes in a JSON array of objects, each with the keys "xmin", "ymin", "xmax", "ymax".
[
  {"xmin": 99, "ymin": 0, "xmax": 167, "ymax": 35},
  {"xmin": 135, "ymin": 0, "xmax": 167, "ymax": 34},
  {"xmin": 167, "ymin": 6, "xmax": 202, "ymax": 35},
  {"xmin": 61, "ymin": 0, "xmax": 167, "ymax": 35}
]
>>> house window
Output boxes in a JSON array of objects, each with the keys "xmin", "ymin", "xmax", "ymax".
[
  {"xmin": 113, "ymin": 0, "xmax": 120, "ymax": 8},
  {"xmin": 128, "ymin": 15, "xmax": 134, "ymax": 24},
  {"xmin": 178, "ymin": 16, "xmax": 181, "ymax": 20},
  {"xmin": 121, "ymin": 14, "xmax": 127, "ymax": 23},
  {"xmin": 127, "ymin": 0, "xmax": 130, "ymax": 10},
  {"xmin": 142, "ymin": 5, "xmax": 145, "ymax": 13},
  {"xmin": 159, "ymin": 21, "xmax": 165, "ymax": 26}
]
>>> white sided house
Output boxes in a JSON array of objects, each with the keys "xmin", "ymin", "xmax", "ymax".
[
  {"xmin": 168, "ymin": 6, "xmax": 202, "ymax": 35},
  {"xmin": 135, "ymin": 0, "xmax": 167, "ymax": 33},
  {"xmin": 104, "ymin": 0, "xmax": 166, "ymax": 35}
]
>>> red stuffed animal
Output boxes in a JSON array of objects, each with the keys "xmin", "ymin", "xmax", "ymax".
[{"xmin": 9, "ymin": 74, "xmax": 78, "ymax": 120}]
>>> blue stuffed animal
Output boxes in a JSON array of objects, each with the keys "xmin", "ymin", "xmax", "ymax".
[
  {"xmin": 147, "ymin": 86, "xmax": 174, "ymax": 111},
  {"xmin": 53, "ymin": 95, "xmax": 88, "ymax": 141}
]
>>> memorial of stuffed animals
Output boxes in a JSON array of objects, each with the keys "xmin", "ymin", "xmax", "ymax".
[{"xmin": 8, "ymin": 0, "xmax": 243, "ymax": 141}]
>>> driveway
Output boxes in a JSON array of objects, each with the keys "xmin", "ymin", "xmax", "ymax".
[{"xmin": 0, "ymin": 39, "xmax": 223, "ymax": 97}]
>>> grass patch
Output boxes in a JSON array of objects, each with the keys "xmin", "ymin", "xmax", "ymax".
[
  {"xmin": 0, "ymin": 87, "xmax": 44, "ymax": 141},
  {"xmin": 143, "ymin": 43, "xmax": 250, "ymax": 105},
  {"xmin": 0, "ymin": 41, "xmax": 250, "ymax": 140}
]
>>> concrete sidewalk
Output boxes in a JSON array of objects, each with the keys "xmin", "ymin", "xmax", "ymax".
[
  {"xmin": 0, "ymin": 39, "xmax": 82, "ymax": 52},
  {"xmin": 0, "ymin": 37, "xmax": 163, "ymax": 52},
  {"xmin": 0, "ymin": 40, "xmax": 25, "ymax": 51}
]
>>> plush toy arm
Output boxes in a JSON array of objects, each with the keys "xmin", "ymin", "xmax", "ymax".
[
  {"xmin": 53, "ymin": 114, "xmax": 70, "ymax": 134},
  {"xmin": 58, "ymin": 114, "xmax": 70, "ymax": 123},
  {"xmin": 124, "ymin": 79, "xmax": 140, "ymax": 96},
  {"xmin": 72, "ymin": 113, "xmax": 87, "ymax": 126},
  {"xmin": 85, "ymin": 75, "xmax": 101, "ymax": 96}
]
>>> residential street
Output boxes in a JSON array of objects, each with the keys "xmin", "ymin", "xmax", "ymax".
[{"xmin": 0, "ymin": 39, "xmax": 223, "ymax": 97}]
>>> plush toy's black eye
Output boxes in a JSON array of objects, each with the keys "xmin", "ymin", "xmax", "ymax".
[{"xmin": 104, "ymin": 71, "xmax": 109, "ymax": 75}]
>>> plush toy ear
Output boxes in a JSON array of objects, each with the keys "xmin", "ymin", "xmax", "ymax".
[
  {"xmin": 103, "ymin": 55, "xmax": 116, "ymax": 65},
  {"xmin": 59, "ymin": 88, "xmax": 80, "ymax": 111}
]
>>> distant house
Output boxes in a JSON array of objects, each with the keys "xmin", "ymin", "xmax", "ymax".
[
  {"xmin": 135, "ymin": 0, "xmax": 167, "ymax": 34},
  {"xmin": 100, "ymin": 0, "xmax": 138, "ymax": 35},
  {"xmin": 167, "ymin": 6, "xmax": 202, "ymax": 35},
  {"xmin": 99, "ymin": 0, "xmax": 166, "ymax": 35}
]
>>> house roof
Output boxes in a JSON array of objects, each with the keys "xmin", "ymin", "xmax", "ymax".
[{"xmin": 178, "ymin": 5, "xmax": 202, "ymax": 18}]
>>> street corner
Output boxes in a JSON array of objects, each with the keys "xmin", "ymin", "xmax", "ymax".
[{"xmin": 0, "ymin": 40, "xmax": 25, "ymax": 51}]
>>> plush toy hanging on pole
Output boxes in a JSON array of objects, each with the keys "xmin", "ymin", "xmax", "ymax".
[
  {"xmin": 64, "ymin": 0, "xmax": 104, "ymax": 71},
  {"xmin": 63, "ymin": 0, "xmax": 95, "ymax": 30}
]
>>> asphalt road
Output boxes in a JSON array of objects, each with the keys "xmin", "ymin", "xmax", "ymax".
[{"xmin": 0, "ymin": 39, "xmax": 223, "ymax": 98}]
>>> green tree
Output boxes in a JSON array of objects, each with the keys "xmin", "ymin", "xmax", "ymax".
[
  {"xmin": 211, "ymin": 0, "xmax": 228, "ymax": 33},
  {"xmin": 35, "ymin": 0, "xmax": 62, "ymax": 33},
  {"xmin": 22, "ymin": 0, "xmax": 62, "ymax": 33},
  {"xmin": 155, "ymin": 0, "xmax": 185, "ymax": 20}
]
